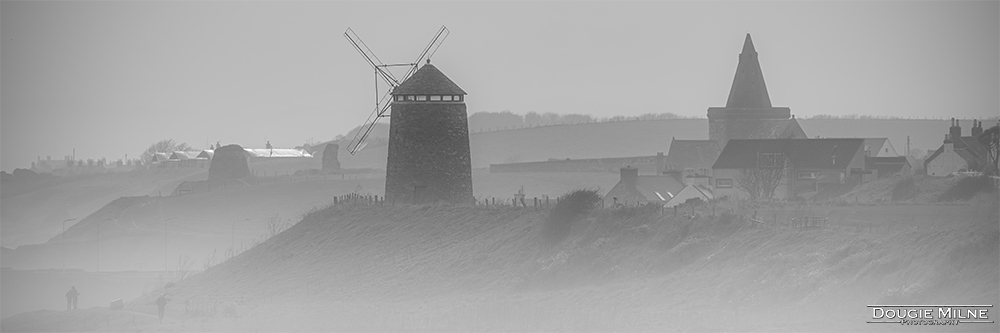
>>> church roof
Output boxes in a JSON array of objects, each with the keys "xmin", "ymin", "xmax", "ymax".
[
  {"xmin": 725, "ymin": 34, "xmax": 772, "ymax": 109},
  {"xmin": 664, "ymin": 139, "xmax": 720, "ymax": 172},
  {"xmin": 713, "ymin": 138, "xmax": 865, "ymax": 170},
  {"xmin": 392, "ymin": 63, "xmax": 467, "ymax": 95}
]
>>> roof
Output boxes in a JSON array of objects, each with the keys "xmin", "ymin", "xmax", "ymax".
[
  {"xmin": 392, "ymin": 63, "xmax": 467, "ymax": 95},
  {"xmin": 169, "ymin": 151, "xmax": 202, "ymax": 160},
  {"xmin": 197, "ymin": 150, "xmax": 214, "ymax": 159},
  {"xmin": 713, "ymin": 138, "xmax": 865, "ymax": 170},
  {"xmin": 603, "ymin": 175, "xmax": 684, "ymax": 204},
  {"xmin": 153, "ymin": 153, "xmax": 171, "ymax": 163},
  {"xmin": 243, "ymin": 148, "xmax": 313, "ymax": 158},
  {"xmin": 664, "ymin": 184, "xmax": 714, "ymax": 208},
  {"xmin": 634, "ymin": 175, "xmax": 685, "ymax": 202},
  {"xmin": 726, "ymin": 34, "xmax": 772, "ymax": 109},
  {"xmin": 664, "ymin": 139, "xmax": 720, "ymax": 171}
]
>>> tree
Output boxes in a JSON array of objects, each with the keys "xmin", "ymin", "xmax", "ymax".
[
  {"xmin": 735, "ymin": 153, "xmax": 790, "ymax": 200},
  {"xmin": 979, "ymin": 125, "xmax": 999, "ymax": 176},
  {"xmin": 140, "ymin": 139, "xmax": 192, "ymax": 164}
]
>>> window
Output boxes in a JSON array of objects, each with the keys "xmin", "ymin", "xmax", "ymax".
[
  {"xmin": 758, "ymin": 152, "xmax": 784, "ymax": 168},
  {"xmin": 406, "ymin": 95, "xmax": 415, "ymax": 101},
  {"xmin": 716, "ymin": 179, "xmax": 733, "ymax": 188},
  {"xmin": 454, "ymin": 95, "xmax": 462, "ymax": 101},
  {"xmin": 416, "ymin": 95, "xmax": 427, "ymax": 101},
  {"xmin": 442, "ymin": 95, "xmax": 453, "ymax": 101},
  {"xmin": 798, "ymin": 172, "xmax": 817, "ymax": 179},
  {"xmin": 430, "ymin": 95, "xmax": 441, "ymax": 101},
  {"xmin": 396, "ymin": 95, "xmax": 405, "ymax": 101}
]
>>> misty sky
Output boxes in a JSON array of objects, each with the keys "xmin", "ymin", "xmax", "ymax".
[{"xmin": 2, "ymin": 1, "xmax": 998, "ymax": 172}]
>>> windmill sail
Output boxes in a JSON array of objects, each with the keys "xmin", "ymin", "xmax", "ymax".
[{"xmin": 342, "ymin": 26, "xmax": 451, "ymax": 155}]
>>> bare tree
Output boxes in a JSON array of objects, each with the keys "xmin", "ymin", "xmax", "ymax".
[
  {"xmin": 735, "ymin": 153, "xmax": 790, "ymax": 200},
  {"xmin": 979, "ymin": 125, "xmax": 999, "ymax": 176},
  {"xmin": 140, "ymin": 139, "xmax": 192, "ymax": 164}
]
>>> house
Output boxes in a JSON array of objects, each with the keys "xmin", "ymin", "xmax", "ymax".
[
  {"xmin": 712, "ymin": 138, "xmax": 867, "ymax": 200},
  {"xmin": 603, "ymin": 167, "xmax": 684, "ymax": 207},
  {"xmin": 924, "ymin": 119, "xmax": 988, "ymax": 176},
  {"xmin": 664, "ymin": 183, "xmax": 714, "ymax": 208},
  {"xmin": 662, "ymin": 138, "xmax": 720, "ymax": 177},
  {"xmin": 862, "ymin": 138, "xmax": 899, "ymax": 157},
  {"xmin": 168, "ymin": 151, "xmax": 209, "ymax": 168},
  {"xmin": 865, "ymin": 156, "xmax": 912, "ymax": 179}
]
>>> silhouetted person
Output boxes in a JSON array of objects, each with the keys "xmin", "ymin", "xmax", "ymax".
[
  {"xmin": 65, "ymin": 286, "xmax": 79, "ymax": 310},
  {"xmin": 156, "ymin": 293, "xmax": 170, "ymax": 323}
]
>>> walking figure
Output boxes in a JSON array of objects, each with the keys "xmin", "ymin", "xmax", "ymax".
[
  {"xmin": 65, "ymin": 286, "xmax": 79, "ymax": 310},
  {"xmin": 156, "ymin": 293, "xmax": 171, "ymax": 323}
]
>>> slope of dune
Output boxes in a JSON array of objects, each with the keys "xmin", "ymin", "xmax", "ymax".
[
  {"xmin": 0, "ymin": 168, "xmax": 208, "ymax": 247},
  {"xmin": 79, "ymin": 199, "xmax": 999, "ymax": 332}
]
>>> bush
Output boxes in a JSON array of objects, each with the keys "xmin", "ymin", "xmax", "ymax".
[
  {"xmin": 541, "ymin": 189, "xmax": 601, "ymax": 245},
  {"xmin": 891, "ymin": 176, "xmax": 917, "ymax": 202},
  {"xmin": 938, "ymin": 175, "xmax": 997, "ymax": 202}
]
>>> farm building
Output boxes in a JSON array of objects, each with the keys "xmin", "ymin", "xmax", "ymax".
[
  {"xmin": 243, "ymin": 148, "xmax": 313, "ymax": 158},
  {"xmin": 167, "ymin": 151, "xmax": 209, "ymax": 168},
  {"xmin": 924, "ymin": 119, "xmax": 988, "ymax": 176},
  {"xmin": 603, "ymin": 167, "xmax": 684, "ymax": 207},
  {"xmin": 707, "ymin": 34, "xmax": 807, "ymax": 149},
  {"xmin": 712, "ymin": 138, "xmax": 867, "ymax": 200}
]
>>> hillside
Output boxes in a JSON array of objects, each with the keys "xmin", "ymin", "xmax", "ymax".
[
  {"xmin": 332, "ymin": 118, "xmax": 974, "ymax": 169},
  {"xmin": 0, "ymin": 168, "xmax": 208, "ymax": 247},
  {"xmin": 0, "ymin": 171, "xmax": 619, "ymax": 272},
  {"xmin": 14, "ymin": 200, "xmax": 990, "ymax": 331}
]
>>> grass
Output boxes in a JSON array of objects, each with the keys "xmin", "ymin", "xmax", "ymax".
[{"xmin": 938, "ymin": 175, "xmax": 998, "ymax": 202}]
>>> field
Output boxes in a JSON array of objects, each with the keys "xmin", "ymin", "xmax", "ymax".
[
  {"xmin": 332, "ymin": 118, "xmax": 971, "ymax": 170},
  {"xmin": 3, "ymin": 196, "xmax": 996, "ymax": 331}
]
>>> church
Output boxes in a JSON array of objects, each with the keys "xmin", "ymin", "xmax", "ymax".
[{"xmin": 707, "ymin": 34, "xmax": 807, "ymax": 148}]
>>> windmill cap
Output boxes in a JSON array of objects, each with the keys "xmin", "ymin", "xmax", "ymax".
[{"xmin": 392, "ymin": 63, "xmax": 467, "ymax": 95}]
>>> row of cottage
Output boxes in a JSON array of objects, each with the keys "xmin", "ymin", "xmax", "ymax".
[{"xmin": 603, "ymin": 118, "xmax": 992, "ymax": 208}]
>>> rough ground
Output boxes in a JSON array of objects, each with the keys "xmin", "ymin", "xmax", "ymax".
[{"xmin": 6, "ymin": 198, "xmax": 996, "ymax": 332}]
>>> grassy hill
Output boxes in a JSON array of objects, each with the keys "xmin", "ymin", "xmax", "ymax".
[{"xmin": 7, "ymin": 199, "xmax": 991, "ymax": 331}]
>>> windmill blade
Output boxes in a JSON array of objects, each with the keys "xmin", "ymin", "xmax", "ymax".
[
  {"xmin": 344, "ymin": 27, "xmax": 400, "ymax": 87},
  {"xmin": 401, "ymin": 25, "xmax": 450, "ymax": 82},
  {"xmin": 347, "ymin": 92, "xmax": 394, "ymax": 155}
]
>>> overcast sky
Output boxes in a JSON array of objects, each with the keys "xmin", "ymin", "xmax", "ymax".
[{"xmin": 2, "ymin": 1, "xmax": 997, "ymax": 172}]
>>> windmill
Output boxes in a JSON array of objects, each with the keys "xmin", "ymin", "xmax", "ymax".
[{"xmin": 343, "ymin": 26, "xmax": 450, "ymax": 155}]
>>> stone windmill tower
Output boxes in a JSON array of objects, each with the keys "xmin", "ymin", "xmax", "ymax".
[
  {"xmin": 342, "ymin": 26, "xmax": 472, "ymax": 204},
  {"xmin": 384, "ymin": 60, "xmax": 472, "ymax": 204}
]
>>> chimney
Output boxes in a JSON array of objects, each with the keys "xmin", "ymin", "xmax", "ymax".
[
  {"xmin": 972, "ymin": 119, "xmax": 983, "ymax": 137},
  {"xmin": 655, "ymin": 152, "xmax": 665, "ymax": 174},
  {"xmin": 949, "ymin": 118, "xmax": 963, "ymax": 149},
  {"xmin": 620, "ymin": 167, "xmax": 639, "ymax": 187},
  {"xmin": 944, "ymin": 134, "xmax": 954, "ymax": 151}
]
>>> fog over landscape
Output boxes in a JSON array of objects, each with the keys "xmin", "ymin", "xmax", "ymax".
[{"xmin": 1, "ymin": 1, "xmax": 998, "ymax": 332}]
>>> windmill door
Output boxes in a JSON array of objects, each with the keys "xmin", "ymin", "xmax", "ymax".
[{"xmin": 413, "ymin": 185, "xmax": 430, "ymax": 204}]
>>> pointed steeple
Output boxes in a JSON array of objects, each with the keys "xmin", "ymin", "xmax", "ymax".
[{"xmin": 725, "ymin": 33, "xmax": 772, "ymax": 109}]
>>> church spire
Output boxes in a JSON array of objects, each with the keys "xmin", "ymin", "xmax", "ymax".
[{"xmin": 725, "ymin": 33, "xmax": 772, "ymax": 109}]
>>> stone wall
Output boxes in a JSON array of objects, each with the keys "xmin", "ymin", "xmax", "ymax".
[
  {"xmin": 209, "ymin": 144, "xmax": 250, "ymax": 180},
  {"xmin": 385, "ymin": 102, "xmax": 473, "ymax": 204}
]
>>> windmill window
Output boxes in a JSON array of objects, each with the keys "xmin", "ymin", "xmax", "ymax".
[
  {"xmin": 454, "ymin": 95, "xmax": 463, "ymax": 101},
  {"xmin": 396, "ymin": 95, "xmax": 405, "ymax": 101},
  {"xmin": 416, "ymin": 95, "xmax": 427, "ymax": 101},
  {"xmin": 406, "ymin": 95, "xmax": 415, "ymax": 101},
  {"xmin": 430, "ymin": 95, "xmax": 441, "ymax": 101},
  {"xmin": 442, "ymin": 95, "xmax": 453, "ymax": 101}
]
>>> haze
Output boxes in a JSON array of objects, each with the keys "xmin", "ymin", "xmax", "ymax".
[{"xmin": 2, "ymin": 1, "xmax": 998, "ymax": 172}]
